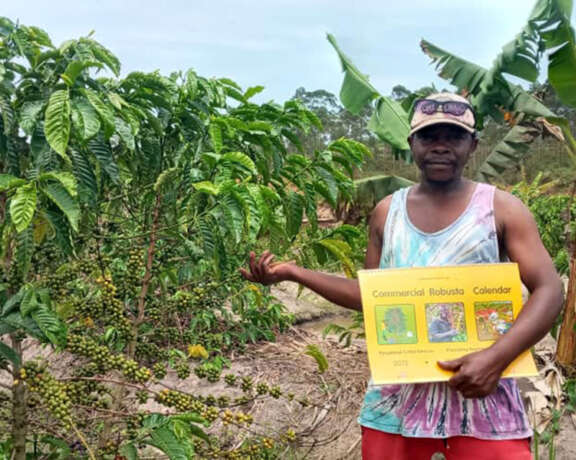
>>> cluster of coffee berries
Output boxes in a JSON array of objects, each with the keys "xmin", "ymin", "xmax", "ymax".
[
  {"xmin": 135, "ymin": 342, "xmax": 169, "ymax": 363},
  {"xmin": 154, "ymin": 326, "xmax": 181, "ymax": 344},
  {"xmin": 168, "ymin": 291, "xmax": 195, "ymax": 312},
  {"xmin": 91, "ymin": 277, "xmax": 132, "ymax": 337},
  {"xmin": 261, "ymin": 438, "xmax": 275, "ymax": 450},
  {"xmin": 115, "ymin": 248, "xmax": 142, "ymax": 298},
  {"xmin": 241, "ymin": 376, "xmax": 253, "ymax": 393},
  {"xmin": 45, "ymin": 265, "xmax": 76, "ymax": 298},
  {"xmin": 193, "ymin": 363, "xmax": 221, "ymax": 382},
  {"xmin": 152, "ymin": 362, "xmax": 167, "ymax": 379},
  {"xmin": 146, "ymin": 306, "xmax": 161, "ymax": 322},
  {"xmin": 220, "ymin": 409, "xmax": 253, "ymax": 426},
  {"xmin": 155, "ymin": 389, "xmax": 205, "ymax": 413},
  {"xmin": 216, "ymin": 395, "xmax": 230, "ymax": 407},
  {"xmin": 256, "ymin": 382, "xmax": 269, "ymax": 395},
  {"xmin": 3, "ymin": 263, "xmax": 22, "ymax": 292},
  {"xmin": 20, "ymin": 362, "xmax": 72, "ymax": 428},
  {"xmin": 155, "ymin": 244, "xmax": 178, "ymax": 265},
  {"xmin": 63, "ymin": 380, "xmax": 102, "ymax": 405},
  {"xmin": 136, "ymin": 390, "xmax": 149, "ymax": 404},
  {"xmin": 74, "ymin": 297, "xmax": 103, "ymax": 320},
  {"xmin": 195, "ymin": 437, "xmax": 277, "ymax": 459},
  {"xmin": 121, "ymin": 359, "xmax": 152, "ymax": 384},
  {"xmin": 282, "ymin": 428, "xmax": 297, "ymax": 443},
  {"xmin": 201, "ymin": 406, "xmax": 219, "ymax": 423},
  {"xmin": 32, "ymin": 244, "xmax": 60, "ymax": 273},
  {"xmin": 269, "ymin": 385, "xmax": 282, "ymax": 399},
  {"xmin": 126, "ymin": 412, "xmax": 146, "ymax": 439},
  {"xmin": 175, "ymin": 362, "xmax": 190, "ymax": 380},
  {"xmin": 67, "ymin": 335, "xmax": 151, "ymax": 383},
  {"xmin": 75, "ymin": 258, "xmax": 94, "ymax": 275},
  {"xmin": 233, "ymin": 395, "xmax": 252, "ymax": 406},
  {"xmin": 191, "ymin": 282, "xmax": 221, "ymax": 309},
  {"xmin": 206, "ymin": 366, "xmax": 221, "ymax": 383}
]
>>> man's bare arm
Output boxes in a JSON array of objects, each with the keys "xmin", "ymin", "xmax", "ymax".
[
  {"xmin": 440, "ymin": 191, "xmax": 563, "ymax": 398},
  {"xmin": 488, "ymin": 191, "xmax": 564, "ymax": 363},
  {"xmin": 240, "ymin": 196, "xmax": 391, "ymax": 311}
]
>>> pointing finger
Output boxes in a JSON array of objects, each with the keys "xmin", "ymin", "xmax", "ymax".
[
  {"xmin": 262, "ymin": 253, "xmax": 276, "ymax": 271},
  {"xmin": 239, "ymin": 267, "xmax": 256, "ymax": 282},
  {"xmin": 249, "ymin": 251, "xmax": 257, "ymax": 273}
]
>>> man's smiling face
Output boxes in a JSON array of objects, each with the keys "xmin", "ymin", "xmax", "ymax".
[{"xmin": 408, "ymin": 124, "xmax": 478, "ymax": 183}]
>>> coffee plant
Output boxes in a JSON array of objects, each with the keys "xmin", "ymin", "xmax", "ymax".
[
  {"xmin": 510, "ymin": 173, "xmax": 574, "ymax": 275},
  {"xmin": 0, "ymin": 18, "xmax": 370, "ymax": 459}
]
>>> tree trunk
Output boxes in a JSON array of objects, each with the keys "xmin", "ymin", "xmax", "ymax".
[
  {"xmin": 556, "ymin": 173, "xmax": 576, "ymax": 368},
  {"xmin": 11, "ymin": 336, "xmax": 26, "ymax": 460},
  {"xmin": 556, "ymin": 244, "xmax": 576, "ymax": 367}
]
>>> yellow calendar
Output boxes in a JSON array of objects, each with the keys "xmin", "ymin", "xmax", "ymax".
[{"xmin": 358, "ymin": 263, "xmax": 538, "ymax": 384}]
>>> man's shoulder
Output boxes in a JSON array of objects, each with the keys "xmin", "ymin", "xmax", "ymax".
[
  {"xmin": 491, "ymin": 186, "xmax": 534, "ymax": 232},
  {"xmin": 368, "ymin": 194, "xmax": 395, "ymax": 238},
  {"xmin": 374, "ymin": 194, "xmax": 394, "ymax": 213},
  {"xmin": 372, "ymin": 194, "xmax": 395, "ymax": 222},
  {"xmin": 492, "ymin": 187, "xmax": 528, "ymax": 213}
]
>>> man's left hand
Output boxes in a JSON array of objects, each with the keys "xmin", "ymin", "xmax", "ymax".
[{"xmin": 437, "ymin": 348, "xmax": 507, "ymax": 398}]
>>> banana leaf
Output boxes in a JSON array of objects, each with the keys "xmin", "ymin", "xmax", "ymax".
[
  {"xmin": 544, "ymin": 1, "xmax": 576, "ymax": 107},
  {"xmin": 476, "ymin": 123, "xmax": 541, "ymax": 183},
  {"xmin": 327, "ymin": 34, "xmax": 410, "ymax": 151},
  {"xmin": 420, "ymin": 40, "xmax": 555, "ymax": 122},
  {"xmin": 326, "ymin": 33, "xmax": 378, "ymax": 115},
  {"xmin": 353, "ymin": 175, "xmax": 414, "ymax": 212}
]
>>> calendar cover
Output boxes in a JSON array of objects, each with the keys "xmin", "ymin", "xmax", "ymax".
[{"xmin": 358, "ymin": 263, "xmax": 538, "ymax": 384}]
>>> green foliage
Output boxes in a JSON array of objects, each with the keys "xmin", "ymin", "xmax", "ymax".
[
  {"xmin": 323, "ymin": 311, "xmax": 365, "ymax": 348},
  {"xmin": 10, "ymin": 183, "xmax": 37, "ymax": 233},
  {"xmin": 477, "ymin": 123, "xmax": 542, "ymax": 182},
  {"xmin": 510, "ymin": 173, "xmax": 571, "ymax": 273},
  {"xmin": 44, "ymin": 89, "xmax": 71, "ymax": 161},
  {"xmin": 353, "ymin": 175, "xmax": 414, "ymax": 214},
  {"xmin": 0, "ymin": 341, "xmax": 20, "ymax": 366},
  {"xmin": 304, "ymin": 344, "xmax": 328, "ymax": 374},
  {"xmin": 327, "ymin": 34, "xmax": 410, "ymax": 153},
  {"xmin": 543, "ymin": 1, "xmax": 576, "ymax": 108}
]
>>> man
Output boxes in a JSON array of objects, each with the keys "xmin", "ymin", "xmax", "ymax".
[
  {"xmin": 240, "ymin": 93, "xmax": 563, "ymax": 459},
  {"xmin": 428, "ymin": 306, "xmax": 459, "ymax": 343}
]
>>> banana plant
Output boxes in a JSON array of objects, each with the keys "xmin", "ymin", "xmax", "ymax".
[
  {"xmin": 326, "ymin": 34, "xmax": 411, "ymax": 158},
  {"xmin": 326, "ymin": 34, "xmax": 423, "ymax": 219},
  {"xmin": 328, "ymin": 0, "xmax": 576, "ymax": 181},
  {"xmin": 421, "ymin": 0, "xmax": 576, "ymax": 178}
]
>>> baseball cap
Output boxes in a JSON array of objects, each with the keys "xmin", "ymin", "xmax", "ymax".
[{"xmin": 409, "ymin": 93, "xmax": 476, "ymax": 136}]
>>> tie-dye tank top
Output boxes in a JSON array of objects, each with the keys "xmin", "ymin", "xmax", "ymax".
[{"xmin": 358, "ymin": 183, "xmax": 532, "ymax": 440}]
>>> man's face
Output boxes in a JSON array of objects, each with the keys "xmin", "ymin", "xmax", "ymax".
[{"xmin": 408, "ymin": 124, "xmax": 477, "ymax": 183}]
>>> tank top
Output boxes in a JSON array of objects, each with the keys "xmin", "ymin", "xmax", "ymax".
[{"xmin": 358, "ymin": 183, "xmax": 532, "ymax": 440}]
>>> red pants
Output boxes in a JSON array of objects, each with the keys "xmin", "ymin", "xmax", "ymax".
[{"xmin": 361, "ymin": 427, "xmax": 532, "ymax": 460}]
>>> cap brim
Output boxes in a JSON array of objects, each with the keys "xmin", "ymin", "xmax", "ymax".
[{"xmin": 409, "ymin": 119, "xmax": 475, "ymax": 136}]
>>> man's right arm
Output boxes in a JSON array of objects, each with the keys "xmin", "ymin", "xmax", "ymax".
[{"xmin": 240, "ymin": 196, "xmax": 391, "ymax": 312}]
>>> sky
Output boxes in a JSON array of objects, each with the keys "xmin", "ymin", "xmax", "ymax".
[{"xmin": 3, "ymin": 1, "xmax": 575, "ymax": 104}]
